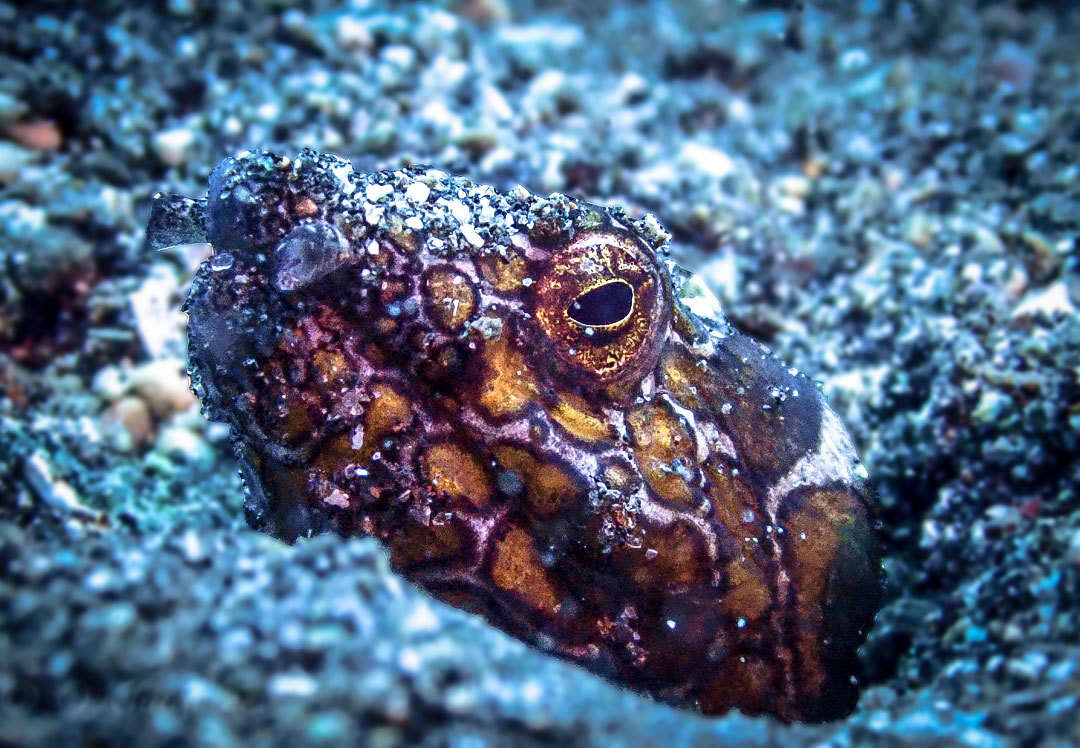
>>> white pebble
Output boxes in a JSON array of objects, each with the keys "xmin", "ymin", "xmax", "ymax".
[
  {"xmin": 365, "ymin": 183, "xmax": 393, "ymax": 202},
  {"xmin": 679, "ymin": 142, "xmax": 735, "ymax": 179},
  {"xmin": 152, "ymin": 127, "xmax": 196, "ymax": 166},
  {"xmin": 461, "ymin": 223, "xmax": 485, "ymax": 247},
  {"xmin": 405, "ymin": 182, "xmax": 431, "ymax": 203}
]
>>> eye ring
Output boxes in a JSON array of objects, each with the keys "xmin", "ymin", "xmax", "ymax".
[
  {"xmin": 531, "ymin": 229, "xmax": 670, "ymax": 386},
  {"xmin": 567, "ymin": 279, "xmax": 635, "ymax": 329}
]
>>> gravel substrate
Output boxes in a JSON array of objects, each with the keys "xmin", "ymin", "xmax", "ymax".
[{"xmin": 1, "ymin": 1, "xmax": 1078, "ymax": 745}]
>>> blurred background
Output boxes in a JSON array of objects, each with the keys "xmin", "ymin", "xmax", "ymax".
[{"xmin": 1, "ymin": 1, "xmax": 1078, "ymax": 745}]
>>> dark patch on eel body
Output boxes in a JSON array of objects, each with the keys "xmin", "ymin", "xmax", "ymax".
[{"xmin": 170, "ymin": 148, "xmax": 882, "ymax": 723}]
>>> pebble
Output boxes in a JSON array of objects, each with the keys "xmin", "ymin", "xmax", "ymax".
[
  {"xmin": 156, "ymin": 425, "xmax": 213, "ymax": 464},
  {"xmin": 269, "ymin": 672, "xmax": 319, "ymax": 698},
  {"xmin": 152, "ymin": 126, "xmax": 197, "ymax": 166},
  {"xmin": 128, "ymin": 358, "xmax": 196, "ymax": 419},
  {"xmin": 480, "ymin": 84, "xmax": 513, "ymax": 123},
  {"xmin": 678, "ymin": 142, "xmax": 736, "ymax": 180},
  {"xmin": 458, "ymin": 0, "xmax": 511, "ymax": 26},
  {"xmin": 167, "ymin": 0, "xmax": 195, "ymax": 16},
  {"xmin": 404, "ymin": 181, "xmax": 430, "ymax": 204},
  {"xmin": 0, "ymin": 140, "xmax": 35, "ymax": 184},
  {"xmin": 0, "ymin": 91, "xmax": 27, "ymax": 124},
  {"xmin": 129, "ymin": 263, "xmax": 188, "ymax": 359},
  {"xmin": 21, "ymin": 452, "xmax": 96, "ymax": 519},
  {"xmin": 1006, "ymin": 651, "xmax": 1049, "ymax": 681},
  {"xmin": 986, "ymin": 41, "xmax": 1038, "ymax": 89},
  {"xmin": 982, "ymin": 504, "xmax": 1022, "ymax": 533},
  {"xmin": 1011, "ymin": 281, "xmax": 1076, "ymax": 321},
  {"xmin": 335, "ymin": 16, "xmax": 373, "ymax": 51},
  {"xmin": 1067, "ymin": 531, "xmax": 1080, "ymax": 567},
  {"xmin": 177, "ymin": 528, "xmax": 207, "ymax": 564},
  {"xmin": 460, "ymin": 223, "xmax": 484, "ymax": 247},
  {"xmin": 5, "ymin": 119, "xmax": 62, "ymax": 150},
  {"xmin": 102, "ymin": 395, "xmax": 154, "ymax": 449},
  {"xmin": 380, "ymin": 44, "xmax": 416, "ymax": 71}
]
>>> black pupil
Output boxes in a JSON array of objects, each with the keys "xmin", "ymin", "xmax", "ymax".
[{"xmin": 567, "ymin": 281, "xmax": 634, "ymax": 327}]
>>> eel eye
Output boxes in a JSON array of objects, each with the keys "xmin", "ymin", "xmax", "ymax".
[
  {"xmin": 568, "ymin": 280, "xmax": 634, "ymax": 328},
  {"xmin": 533, "ymin": 230, "xmax": 669, "ymax": 385}
]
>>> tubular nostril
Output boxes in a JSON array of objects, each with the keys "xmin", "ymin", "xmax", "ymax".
[
  {"xmin": 272, "ymin": 220, "xmax": 351, "ymax": 292},
  {"xmin": 567, "ymin": 280, "xmax": 634, "ymax": 327}
]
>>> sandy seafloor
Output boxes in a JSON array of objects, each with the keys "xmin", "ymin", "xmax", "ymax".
[{"xmin": 1, "ymin": 0, "xmax": 1078, "ymax": 745}]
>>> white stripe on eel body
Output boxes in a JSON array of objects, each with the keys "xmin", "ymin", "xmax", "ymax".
[{"xmin": 764, "ymin": 405, "xmax": 861, "ymax": 521}]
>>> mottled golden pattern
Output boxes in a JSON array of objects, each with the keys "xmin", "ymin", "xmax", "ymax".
[
  {"xmin": 493, "ymin": 446, "xmax": 579, "ymax": 516},
  {"xmin": 705, "ymin": 460, "xmax": 758, "ymax": 536},
  {"xmin": 269, "ymin": 397, "xmax": 314, "ymax": 445},
  {"xmin": 549, "ymin": 391, "xmax": 611, "ymax": 443},
  {"xmin": 630, "ymin": 520, "xmax": 706, "ymax": 591},
  {"xmin": 478, "ymin": 253, "xmax": 528, "ymax": 292},
  {"xmin": 365, "ymin": 384, "xmax": 412, "ymax": 439},
  {"xmin": 660, "ymin": 347, "xmax": 708, "ymax": 410},
  {"xmin": 477, "ymin": 335, "xmax": 539, "ymax": 419},
  {"xmin": 312, "ymin": 349, "xmax": 350, "ymax": 387},
  {"xmin": 491, "ymin": 526, "xmax": 560, "ymax": 613},
  {"xmin": 626, "ymin": 400, "xmax": 698, "ymax": 507},
  {"xmin": 720, "ymin": 559, "xmax": 772, "ymax": 624},
  {"xmin": 183, "ymin": 150, "xmax": 881, "ymax": 725},
  {"xmin": 420, "ymin": 442, "xmax": 492, "ymax": 508},
  {"xmin": 424, "ymin": 267, "xmax": 476, "ymax": 331},
  {"xmin": 313, "ymin": 431, "xmax": 362, "ymax": 479}
]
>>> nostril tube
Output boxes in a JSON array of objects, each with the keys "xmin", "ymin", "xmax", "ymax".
[{"xmin": 271, "ymin": 220, "xmax": 351, "ymax": 292}]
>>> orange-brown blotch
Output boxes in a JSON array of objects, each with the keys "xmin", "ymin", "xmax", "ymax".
[
  {"xmin": 424, "ymin": 267, "xmax": 476, "ymax": 331},
  {"xmin": 478, "ymin": 253, "xmax": 528, "ymax": 292},
  {"xmin": 365, "ymin": 383, "xmax": 413, "ymax": 440},
  {"xmin": 660, "ymin": 348, "xmax": 710, "ymax": 410},
  {"xmin": 476, "ymin": 335, "xmax": 540, "ymax": 419},
  {"xmin": 490, "ymin": 526, "xmax": 560, "ymax": 613},
  {"xmin": 626, "ymin": 400, "xmax": 698, "ymax": 507},
  {"xmin": 421, "ymin": 442, "xmax": 493, "ymax": 507},
  {"xmin": 549, "ymin": 391, "xmax": 612, "ymax": 444},
  {"xmin": 493, "ymin": 445, "xmax": 579, "ymax": 516},
  {"xmin": 629, "ymin": 520, "xmax": 706, "ymax": 591}
]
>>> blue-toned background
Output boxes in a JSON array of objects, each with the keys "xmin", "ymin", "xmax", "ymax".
[{"xmin": 1, "ymin": 1, "xmax": 1077, "ymax": 745}]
